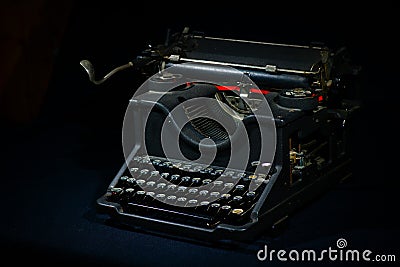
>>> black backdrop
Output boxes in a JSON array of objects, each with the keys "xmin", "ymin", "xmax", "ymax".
[{"xmin": 1, "ymin": 1, "xmax": 399, "ymax": 266}]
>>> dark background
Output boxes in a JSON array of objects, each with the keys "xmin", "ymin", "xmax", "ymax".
[{"xmin": 1, "ymin": 1, "xmax": 398, "ymax": 266}]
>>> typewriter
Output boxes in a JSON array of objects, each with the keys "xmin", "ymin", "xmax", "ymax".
[{"xmin": 80, "ymin": 27, "xmax": 360, "ymax": 242}]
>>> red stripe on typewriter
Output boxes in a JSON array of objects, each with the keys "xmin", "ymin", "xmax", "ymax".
[
  {"xmin": 216, "ymin": 85, "xmax": 240, "ymax": 91},
  {"xmin": 250, "ymin": 88, "xmax": 270, "ymax": 94}
]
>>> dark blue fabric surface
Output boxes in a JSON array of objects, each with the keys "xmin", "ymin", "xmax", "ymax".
[{"xmin": 1, "ymin": 2, "xmax": 399, "ymax": 266}]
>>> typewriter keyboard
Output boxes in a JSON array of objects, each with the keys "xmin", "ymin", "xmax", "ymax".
[{"xmin": 104, "ymin": 155, "xmax": 270, "ymax": 228}]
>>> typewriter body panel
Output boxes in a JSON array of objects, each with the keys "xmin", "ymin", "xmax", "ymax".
[{"xmin": 91, "ymin": 29, "xmax": 360, "ymax": 242}]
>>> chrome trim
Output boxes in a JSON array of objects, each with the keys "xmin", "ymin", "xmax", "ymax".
[
  {"xmin": 178, "ymin": 57, "xmax": 320, "ymax": 75},
  {"xmin": 194, "ymin": 36, "xmax": 325, "ymax": 50}
]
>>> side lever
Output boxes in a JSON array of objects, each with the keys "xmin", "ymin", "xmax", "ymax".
[{"xmin": 79, "ymin": 59, "xmax": 134, "ymax": 85}]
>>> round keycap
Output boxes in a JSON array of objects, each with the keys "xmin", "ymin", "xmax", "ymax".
[
  {"xmin": 150, "ymin": 171, "xmax": 159, "ymax": 176},
  {"xmin": 209, "ymin": 203, "xmax": 220, "ymax": 211},
  {"xmin": 246, "ymin": 191, "xmax": 256, "ymax": 199},
  {"xmin": 234, "ymin": 184, "xmax": 245, "ymax": 191},
  {"xmin": 166, "ymin": 195, "xmax": 177, "ymax": 201},
  {"xmin": 181, "ymin": 176, "xmax": 191, "ymax": 183},
  {"xmin": 188, "ymin": 199, "xmax": 198, "ymax": 205},
  {"xmin": 127, "ymin": 178, "xmax": 136, "ymax": 185},
  {"xmin": 167, "ymin": 184, "xmax": 177, "ymax": 190},
  {"xmin": 140, "ymin": 169, "xmax": 149, "ymax": 174},
  {"xmin": 233, "ymin": 195, "xmax": 243, "ymax": 202},
  {"xmin": 210, "ymin": 191, "xmax": 220, "ymax": 198},
  {"xmin": 191, "ymin": 177, "xmax": 201, "ymax": 185},
  {"xmin": 146, "ymin": 181, "xmax": 156, "ymax": 187},
  {"xmin": 202, "ymin": 179, "xmax": 212, "ymax": 185},
  {"xmin": 232, "ymin": 208, "xmax": 244, "ymax": 215},
  {"xmin": 199, "ymin": 190, "xmax": 209, "ymax": 196},
  {"xmin": 156, "ymin": 193, "xmax": 166, "ymax": 199},
  {"xmin": 170, "ymin": 174, "xmax": 180, "ymax": 181},
  {"xmin": 177, "ymin": 197, "xmax": 187, "ymax": 203},
  {"xmin": 220, "ymin": 193, "xmax": 231, "ymax": 201},
  {"xmin": 146, "ymin": 191, "xmax": 155, "ymax": 197},
  {"xmin": 156, "ymin": 183, "xmax": 166, "ymax": 189},
  {"xmin": 125, "ymin": 188, "xmax": 134, "ymax": 193},
  {"xmin": 213, "ymin": 180, "xmax": 223, "ymax": 186},
  {"xmin": 136, "ymin": 179, "xmax": 146, "ymax": 186},
  {"xmin": 177, "ymin": 186, "xmax": 187, "ymax": 192},
  {"xmin": 188, "ymin": 188, "xmax": 198, "ymax": 194}
]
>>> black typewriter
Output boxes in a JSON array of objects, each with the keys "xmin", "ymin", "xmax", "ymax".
[{"xmin": 80, "ymin": 27, "xmax": 360, "ymax": 242}]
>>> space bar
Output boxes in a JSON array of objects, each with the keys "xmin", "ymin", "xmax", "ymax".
[{"xmin": 127, "ymin": 202, "xmax": 214, "ymax": 222}]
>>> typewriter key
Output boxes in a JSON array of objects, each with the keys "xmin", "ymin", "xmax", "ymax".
[
  {"xmin": 127, "ymin": 178, "xmax": 136, "ymax": 186},
  {"xmin": 209, "ymin": 203, "xmax": 221, "ymax": 213},
  {"xmin": 141, "ymin": 156, "xmax": 151, "ymax": 164},
  {"xmin": 242, "ymin": 174, "xmax": 256, "ymax": 183},
  {"xmin": 209, "ymin": 171, "xmax": 220, "ymax": 177},
  {"xmin": 236, "ymin": 172, "xmax": 246, "ymax": 178},
  {"xmin": 146, "ymin": 191, "xmax": 156, "ymax": 198},
  {"xmin": 180, "ymin": 176, "xmax": 191, "ymax": 184},
  {"xmin": 119, "ymin": 176, "xmax": 129, "ymax": 186},
  {"xmin": 199, "ymin": 169, "xmax": 209, "ymax": 175},
  {"xmin": 125, "ymin": 188, "xmax": 135, "ymax": 194},
  {"xmin": 212, "ymin": 180, "xmax": 223, "ymax": 187},
  {"xmin": 199, "ymin": 190, "xmax": 209, "ymax": 196},
  {"xmin": 133, "ymin": 156, "xmax": 142, "ymax": 162},
  {"xmin": 202, "ymin": 179, "xmax": 212, "ymax": 185},
  {"xmin": 170, "ymin": 174, "xmax": 180, "ymax": 182},
  {"xmin": 150, "ymin": 171, "xmax": 159, "ymax": 176},
  {"xmin": 187, "ymin": 199, "xmax": 198, "ymax": 206},
  {"xmin": 172, "ymin": 162, "xmax": 182, "ymax": 169},
  {"xmin": 245, "ymin": 191, "xmax": 256, "ymax": 200},
  {"xmin": 110, "ymin": 187, "xmax": 123, "ymax": 196},
  {"xmin": 167, "ymin": 184, "xmax": 177, "ymax": 190},
  {"xmin": 166, "ymin": 195, "xmax": 177, "ymax": 203},
  {"xmin": 231, "ymin": 208, "xmax": 244, "ymax": 215},
  {"xmin": 107, "ymin": 188, "xmax": 123, "ymax": 201},
  {"xmin": 177, "ymin": 197, "xmax": 187, "ymax": 203},
  {"xmin": 200, "ymin": 201, "xmax": 210, "ymax": 206},
  {"xmin": 146, "ymin": 181, "xmax": 156, "ymax": 187},
  {"xmin": 251, "ymin": 161, "xmax": 261, "ymax": 167},
  {"xmin": 134, "ymin": 190, "xmax": 146, "ymax": 201},
  {"xmin": 122, "ymin": 188, "xmax": 134, "ymax": 200},
  {"xmin": 220, "ymin": 205, "xmax": 232, "ymax": 216},
  {"xmin": 136, "ymin": 179, "xmax": 146, "ymax": 186},
  {"xmin": 129, "ymin": 167, "xmax": 139, "ymax": 173},
  {"xmin": 248, "ymin": 174, "xmax": 258, "ymax": 180},
  {"xmin": 152, "ymin": 159, "xmax": 162, "ymax": 166},
  {"xmin": 225, "ymin": 171, "xmax": 235, "ymax": 177},
  {"xmin": 156, "ymin": 182, "xmax": 166, "ymax": 189},
  {"xmin": 161, "ymin": 173, "xmax": 169, "ymax": 179},
  {"xmin": 234, "ymin": 184, "xmax": 245, "ymax": 192},
  {"xmin": 220, "ymin": 193, "xmax": 231, "ymax": 203},
  {"xmin": 191, "ymin": 177, "xmax": 202, "ymax": 186},
  {"xmin": 232, "ymin": 195, "xmax": 243, "ymax": 203},
  {"xmin": 140, "ymin": 169, "xmax": 149, "ymax": 175},
  {"xmin": 182, "ymin": 164, "xmax": 192, "ymax": 170},
  {"xmin": 155, "ymin": 193, "xmax": 166, "ymax": 200},
  {"xmin": 224, "ymin": 182, "xmax": 234, "ymax": 189},
  {"xmin": 210, "ymin": 191, "xmax": 220, "ymax": 198},
  {"xmin": 177, "ymin": 186, "xmax": 187, "ymax": 192},
  {"xmin": 188, "ymin": 188, "xmax": 198, "ymax": 194}
]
